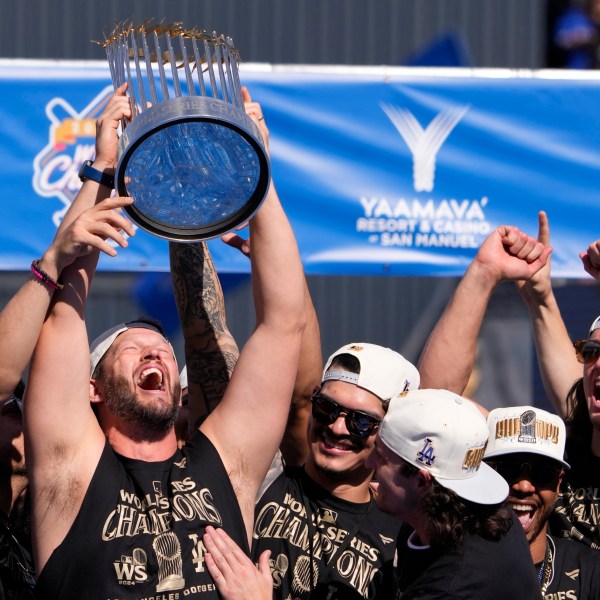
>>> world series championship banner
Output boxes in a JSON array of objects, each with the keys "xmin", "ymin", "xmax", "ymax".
[{"xmin": 2, "ymin": 60, "xmax": 600, "ymax": 277}]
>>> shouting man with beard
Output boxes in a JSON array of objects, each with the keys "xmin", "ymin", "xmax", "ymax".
[
  {"xmin": 24, "ymin": 86, "xmax": 306, "ymax": 599},
  {"xmin": 252, "ymin": 342, "xmax": 420, "ymax": 600}
]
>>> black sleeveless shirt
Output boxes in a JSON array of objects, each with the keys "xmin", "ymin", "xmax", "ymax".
[{"xmin": 36, "ymin": 431, "xmax": 247, "ymax": 599}]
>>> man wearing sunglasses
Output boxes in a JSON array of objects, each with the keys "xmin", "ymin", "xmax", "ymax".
[
  {"xmin": 548, "ymin": 317, "xmax": 600, "ymax": 549},
  {"xmin": 485, "ymin": 406, "xmax": 600, "ymax": 598},
  {"xmin": 253, "ymin": 342, "xmax": 420, "ymax": 600}
]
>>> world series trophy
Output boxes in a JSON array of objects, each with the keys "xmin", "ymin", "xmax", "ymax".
[{"xmin": 101, "ymin": 21, "xmax": 270, "ymax": 241}]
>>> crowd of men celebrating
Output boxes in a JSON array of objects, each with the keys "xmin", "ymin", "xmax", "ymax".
[{"xmin": 1, "ymin": 85, "xmax": 600, "ymax": 600}]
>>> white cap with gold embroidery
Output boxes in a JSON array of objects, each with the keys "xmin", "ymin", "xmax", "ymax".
[
  {"xmin": 379, "ymin": 389, "xmax": 508, "ymax": 505},
  {"xmin": 322, "ymin": 342, "xmax": 420, "ymax": 402},
  {"xmin": 485, "ymin": 406, "xmax": 570, "ymax": 469}
]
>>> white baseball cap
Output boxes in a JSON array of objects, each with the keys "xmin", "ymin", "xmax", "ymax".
[
  {"xmin": 379, "ymin": 389, "xmax": 508, "ymax": 505},
  {"xmin": 484, "ymin": 406, "xmax": 570, "ymax": 469},
  {"xmin": 89, "ymin": 319, "xmax": 175, "ymax": 375},
  {"xmin": 589, "ymin": 315, "xmax": 600, "ymax": 337},
  {"xmin": 322, "ymin": 343, "xmax": 420, "ymax": 402},
  {"xmin": 179, "ymin": 365, "xmax": 188, "ymax": 389}
]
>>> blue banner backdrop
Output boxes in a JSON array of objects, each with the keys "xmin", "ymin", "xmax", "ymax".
[{"xmin": 2, "ymin": 61, "xmax": 600, "ymax": 277}]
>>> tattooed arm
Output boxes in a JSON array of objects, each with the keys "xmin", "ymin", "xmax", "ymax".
[{"xmin": 169, "ymin": 241, "xmax": 240, "ymax": 436}]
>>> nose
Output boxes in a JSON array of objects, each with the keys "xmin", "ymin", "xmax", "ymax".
[
  {"xmin": 511, "ymin": 476, "xmax": 536, "ymax": 495},
  {"xmin": 329, "ymin": 413, "xmax": 350, "ymax": 436},
  {"xmin": 143, "ymin": 347, "xmax": 161, "ymax": 360}
]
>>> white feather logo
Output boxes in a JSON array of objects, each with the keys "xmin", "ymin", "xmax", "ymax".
[{"xmin": 381, "ymin": 103, "xmax": 469, "ymax": 192}]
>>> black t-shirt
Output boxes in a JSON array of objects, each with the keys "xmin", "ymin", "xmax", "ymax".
[
  {"xmin": 394, "ymin": 514, "xmax": 540, "ymax": 600},
  {"xmin": 0, "ymin": 522, "xmax": 36, "ymax": 600},
  {"xmin": 35, "ymin": 431, "xmax": 248, "ymax": 599},
  {"xmin": 550, "ymin": 438, "xmax": 600, "ymax": 549},
  {"xmin": 252, "ymin": 466, "xmax": 401, "ymax": 600},
  {"xmin": 542, "ymin": 534, "xmax": 600, "ymax": 599}
]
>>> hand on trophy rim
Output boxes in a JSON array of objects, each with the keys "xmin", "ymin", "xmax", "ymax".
[
  {"xmin": 47, "ymin": 196, "xmax": 136, "ymax": 273},
  {"xmin": 221, "ymin": 228, "xmax": 251, "ymax": 257},
  {"xmin": 94, "ymin": 82, "xmax": 133, "ymax": 170},
  {"xmin": 242, "ymin": 87, "xmax": 270, "ymax": 156}
]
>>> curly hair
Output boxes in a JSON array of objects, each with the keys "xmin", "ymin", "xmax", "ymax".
[
  {"xmin": 400, "ymin": 460, "xmax": 513, "ymax": 549},
  {"xmin": 564, "ymin": 377, "xmax": 590, "ymax": 449}
]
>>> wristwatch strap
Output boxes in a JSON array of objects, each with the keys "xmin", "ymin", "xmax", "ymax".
[{"xmin": 78, "ymin": 160, "xmax": 115, "ymax": 188}]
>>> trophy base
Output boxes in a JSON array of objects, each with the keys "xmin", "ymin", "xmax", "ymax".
[{"xmin": 116, "ymin": 96, "xmax": 270, "ymax": 241}]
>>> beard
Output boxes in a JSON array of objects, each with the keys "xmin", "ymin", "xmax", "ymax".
[{"xmin": 102, "ymin": 373, "xmax": 181, "ymax": 440}]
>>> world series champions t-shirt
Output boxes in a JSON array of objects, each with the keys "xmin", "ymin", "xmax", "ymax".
[
  {"xmin": 252, "ymin": 466, "xmax": 401, "ymax": 600},
  {"xmin": 35, "ymin": 431, "xmax": 248, "ymax": 599},
  {"xmin": 542, "ymin": 535, "xmax": 600, "ymax": 600},
  {"xmin": 550, "ymin": 438, "xmax": 600, "ymax": 549}
]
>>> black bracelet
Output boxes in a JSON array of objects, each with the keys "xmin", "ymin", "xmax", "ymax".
[{"xmin": 31, "ymin": 259, "xmax": 64, "ymax": 290}]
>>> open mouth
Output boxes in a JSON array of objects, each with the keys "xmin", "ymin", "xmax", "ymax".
[
  {"xmin": 137, "ymin": 367, "xmax": 164, "ymax": 391},
  {"xmin": 510, "ymin": 503, "xmax": 536, "ymax": 533},
  {"xmin": 587, "ymin": 379, "xmax": 600, "ymax": 414},
  {"xmin": 320, "ymin": 430, "xmax": 359, "ymax": 453}
]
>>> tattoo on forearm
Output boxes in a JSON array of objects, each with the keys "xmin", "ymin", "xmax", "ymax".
[{"xmin": 169, "ymin": 242, "xmax": 240, "ymax": 413}]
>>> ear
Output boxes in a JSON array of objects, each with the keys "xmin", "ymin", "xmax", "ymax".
[
  {"xmin": 90, "ymin": 378, "xmax": 102, "ymax": 405},
  {"xmin": 416, "ymin": 469, "xmax": 434, "ymax": 495}
]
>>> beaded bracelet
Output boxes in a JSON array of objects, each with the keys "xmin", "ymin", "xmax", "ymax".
[{"xmin": 31, "ymin": 259, "xmax": 64, "ymax": 291}]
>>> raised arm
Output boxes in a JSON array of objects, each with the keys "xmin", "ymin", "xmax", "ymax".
[
  {"xmin": 169, "ymin": 241, "xmax": 240, "ymax": 435},
  {"xmin": 172, "ymin": 232, "xmax": 321, "ymax": 467},
  {"xmin": 515, "ymin": 212, "xmax": 581, "ymax": 418},
  {"xmin": 0, "ymin": 274, "xmax": 60, "ymax": 400},
  {"xmin": 418, "ymin": 220, "xmax": 551, "ymax": 394},
  {"xmin": 219, "ymin": 232, "xmax": 322, "ymax": 468},
  {"xmin": 280, "ymin": 277, "xmax": 322, "ymax": 467},
  {"xmin": 199, "ymin": 93, "xmax": 306, "ymax": 537},
  {"xmin": 0, "ymin": 85, "xmax": 129, "ymax": 401},
  {"xmin": 24, "ymin": 88, "xmax": 134, "ymax": 572}
]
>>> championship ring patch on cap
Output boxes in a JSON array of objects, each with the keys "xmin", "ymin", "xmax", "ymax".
[{"xmin": 485, "ymin": 406, "xmax": 569, "ymax": 469}]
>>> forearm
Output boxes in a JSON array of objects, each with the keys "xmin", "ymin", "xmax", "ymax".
[
  {"xmin": 25, "ymin": 252, "xmax": 99, "ymax": 461},
  {"xmin": 201, "ymin": 182, "xmax": 306, "ymax": 498},
  {"xmin": 522, "ymin": 288, "xmax": 579, "ymax": 418},
  {"xmin": 0, "ymin": 277, "xmax": 54, "ymax": 397},
  {"xmin": 418, "ymin": 260, "xmax": 499, "ymax": 394},
  {"xmin": 282, "ymin": 277, "xmax": 322, "ymax": 466},
  {"xmin": 0, "ymin": 185, "xmax": 105, "ymax": 397},
  {"xmin": 169, "ymin": 241, "xmax": 239, "ymax": 427},
  {"xmin": 249, "ymin": 185, "xmax": 305, "ymax": 331}
]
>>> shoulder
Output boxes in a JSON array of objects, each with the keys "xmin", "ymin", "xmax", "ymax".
[
  {"xmin": 548, "ymin": 535, "xmax": 600, "ymax": 596},
  {"xmin": 552, "ymin": 535, "xmax": 600, "ymax": 567}
]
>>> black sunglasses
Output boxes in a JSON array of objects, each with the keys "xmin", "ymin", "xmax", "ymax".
[
  {"xmin": 311, "ymin": 394, "xmax": 381, "ymax": 438},
  {"xmin": 486, "ymin": 457, "xmax": 563, "ymax": 488},
  {"xmin": 574, "ymin": 339, "xmax": 600, "ymax": 364}
]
